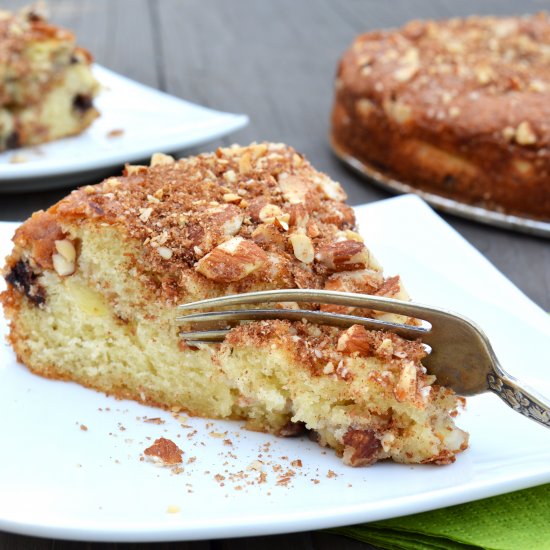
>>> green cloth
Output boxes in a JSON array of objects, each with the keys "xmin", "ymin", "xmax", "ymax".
[{"xmin": 329, "ymin": 484, "xmax": 550, "ymax": 550}]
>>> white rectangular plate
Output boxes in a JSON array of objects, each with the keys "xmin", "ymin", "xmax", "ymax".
[
  {"xmin": 0, "ymin": 65, "xmax": 248, "ymax": 191},
  {"xmin": 0, "ymin": 195, "xmax": 549, "ymax": 543}
]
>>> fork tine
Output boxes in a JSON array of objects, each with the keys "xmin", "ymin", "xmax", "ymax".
[
  {"xmin": 181, "ymin": 329, "xmax": 230, "ymax": 342},
  {"xmin": 177, "ymin": 308, "xmax": 428, "ymax": 341},
  {"xmin": 177, "ymin": 289, "xmax": 441, "ymax": 323},
  {"xmin": 177, "ymin": 290, "xmax": 550, "ymax": 428}
]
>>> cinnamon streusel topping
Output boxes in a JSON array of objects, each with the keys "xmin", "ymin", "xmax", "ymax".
[
  {"xmin": 339, "ymin": 13, "xmax": 550, "ymax": 146},
  {"xmin": 47, "ymin": 143, "xmax": 397, "ymax": 303}
]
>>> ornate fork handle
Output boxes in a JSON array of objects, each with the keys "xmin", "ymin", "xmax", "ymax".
[{"xmin": 488, "ymin": 371, "xmax": 550, "ymax": 428}]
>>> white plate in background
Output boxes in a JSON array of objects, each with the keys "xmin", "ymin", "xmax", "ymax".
[
  {"xmin": 0, "ymin": 65, "xmax": 248, "ymax": 192},
  {"xmin": 0, "ymin": 195, "xmax": 548, "ymax": 542}
]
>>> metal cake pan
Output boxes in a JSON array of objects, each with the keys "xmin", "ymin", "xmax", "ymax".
[{"xmin": 332, "ymin": 141, "xmax": 550, "ymax": 239}]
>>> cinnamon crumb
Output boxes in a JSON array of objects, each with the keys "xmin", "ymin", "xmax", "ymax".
[
  {"xmin": 106, "ymin": 128, "xmax": 124, "ymax": 139},
  {"xmin": 143, "ymin": 437, "xmax": 183, "ymax": 465},
  {"xmin": 143, "ymin": 417, "xmax": 165, "ymax": 425}
]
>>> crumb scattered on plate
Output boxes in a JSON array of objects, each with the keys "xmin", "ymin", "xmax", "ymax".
[
  {"xmin": 10, "ymin": 153, "xmax": 27, "ymax": 164},
  {"xmin": 106, "ymin": 128, "xmax": 124, "ymax": 138},
  {"xmin": 143, "ymin": 437, "xmax": 183, "ymax": 465},
  {"xmin": 143, "ymin": 417, "xmax": 165, "ymax": 425}
]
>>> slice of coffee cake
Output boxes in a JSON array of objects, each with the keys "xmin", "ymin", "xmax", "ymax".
[
  {"xmin": 0, "ymin": 6, "xmax": 99, "ymax": 151},
  {"xmin": 1, "ymin": 143, "xmax": 468, "ymax": 466}
]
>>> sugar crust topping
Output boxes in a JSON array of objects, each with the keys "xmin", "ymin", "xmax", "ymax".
[
  {"xmin": 0, "ymin": 7, "xmax": 74, "ymax": 65},
  {"xmin": 47, "ymin": 143, "xmax": 386, "ymax": 297},
  {"xmin": 338, "ymin": 13, "xmax": 550, "ymax": 148}
]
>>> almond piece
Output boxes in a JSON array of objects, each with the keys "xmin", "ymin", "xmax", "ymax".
[
  {"xmin": 258, "ymin": 204, "xmax": 283, "ymax": 223},
  {"xmin": 139, "ymin": 207, "xmax": 153, "ymax": 223},
  {"xmin": 238, "ymin": 152, "xmax": 253, "ymax": 174},
  {"xmin": 321, "ymin": 269, "xmax": 383, "ymax": 314},
  {"xmin": 292, "ymin": 153, "xmax": 303, "ymax": 167},
  {"xmin": 342, "ymin": 428, "xmax": 381, "ymax": 467},
  {"xmin": 325, "ymin": 269, "xmax": 383, "ymax": 293},
  {"xmin": 157, "ymin": 246, "xmax": 173, "ymax": 260},
  {"xmin": 288, "ymin": 233, "xmax": 314, "ymax": 264},
  {"xmin": 124, "ymin": 164, "xmax": 148, "ymax": 176},
  {"xmin": 246, "ymin": 197, "xmax": 269, "ymax": 222},
  {"xmin": 515, "ymin": 121, "xmax": 537, "ymax": 145},
  {"xmin": 54, "ymin": 239, "xmax": 76, "ymax": 263},
  {"xmin": 383, "ymin": 99, "xmax": 412, "ymax": 124},
  {"xmin": 209, "ymin": 205, "xmax": 244, "ymax": 237},
  {"xmin": 195, "ymin": 237, "xmax": 267, "ymax": 282},
  {"xmin": 306, "ymin": 221, "xmax": 320, "ymax": 238},
  {"xmin": 102, "ymin": 177, "xmax": 121, "ymax": 190},
  {"xmin": 337, "ymin": 325, "xmax": 373, "ymax": 355},
  {"xmin": 150, "ymin": 153, "xmax": 175, "ymax": 166},
  {"xmin": 52, "ymin": 254, "xmax": 75, "ymax": 276},
  {"xmin": 315, "ymin": 240, "xmax": 369, "ymax": 272},
  {"xmin": 394, "ymin": 63, "xmax": 418, "ymax": 82},
  {"xmin": 288, "ymin": 203, "xmax": 309, "ymax": 229},
  {"xmin": 356, "ymin": 98, "xmax": 375, "ymax": 118},
  {"xmin": 314, "ymin": 175, "xmax": 347, "ymax": 201},
  {"xmin": 278, "ymin": 174, "xmax": 309, "ymax": 204},
  {"xmin": 529, "ymin": 79, "xmax": 546, "ymax": 92},
  {"xmin": 252, "ymin": 143, "xmax": 269, "ymax": 157},
  {"xmin": 394, "ymin": 362, "xmax": 417, "ymax": 402},
  {"xmin": 143, "ymin": 437, "xmax": 183, "ymax": 465},
  {"xmin": 223, "ymin": 169, "xmax": 237, "ymax": 183},
  {"xmin": 275, "ymin": 301, "xmax": 300, "ymax": 310},
  {"xmin": 343, "ymin": 230, "xmax": 364, "ymax": 242},
  {"xmin": 221, "ymin": 214, "xmax": 244, "ymax": 237},
  {"xmin": 52, "ymin": 239, "xmax": 76, "ymax": 276},
  {"xmin": 223, "ymin": 193, "xmax": 241, "ymax": 204},
  {"xmin": 251, "ymin": 223, "xmax": 287, "ymax": 251},
  {"xmin": 258, "ymin": 204, "xmax": 290, "ymax": 230}
]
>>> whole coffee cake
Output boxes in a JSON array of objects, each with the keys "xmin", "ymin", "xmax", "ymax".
[{"xmin": 332, "ymin": 13, "xmax": 550, "ymax": 220}]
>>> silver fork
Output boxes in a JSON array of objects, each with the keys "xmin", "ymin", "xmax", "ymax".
[{"xmin": 177, "ymin": 289, "xmax": 550, "ymax": 429}]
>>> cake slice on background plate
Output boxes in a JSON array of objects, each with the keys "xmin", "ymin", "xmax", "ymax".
[
  {"xmin": 1, "ymin": 143, "xmax": 468, "ymax": 466},
  {"xmin": 0, "ymin": 5, "xmax": 99, "ymax": 151}
]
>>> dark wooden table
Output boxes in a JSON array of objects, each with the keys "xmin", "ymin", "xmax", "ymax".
[{"xmin": 1, "ymin": 1, "xmax": 549, "ymax": 549}]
